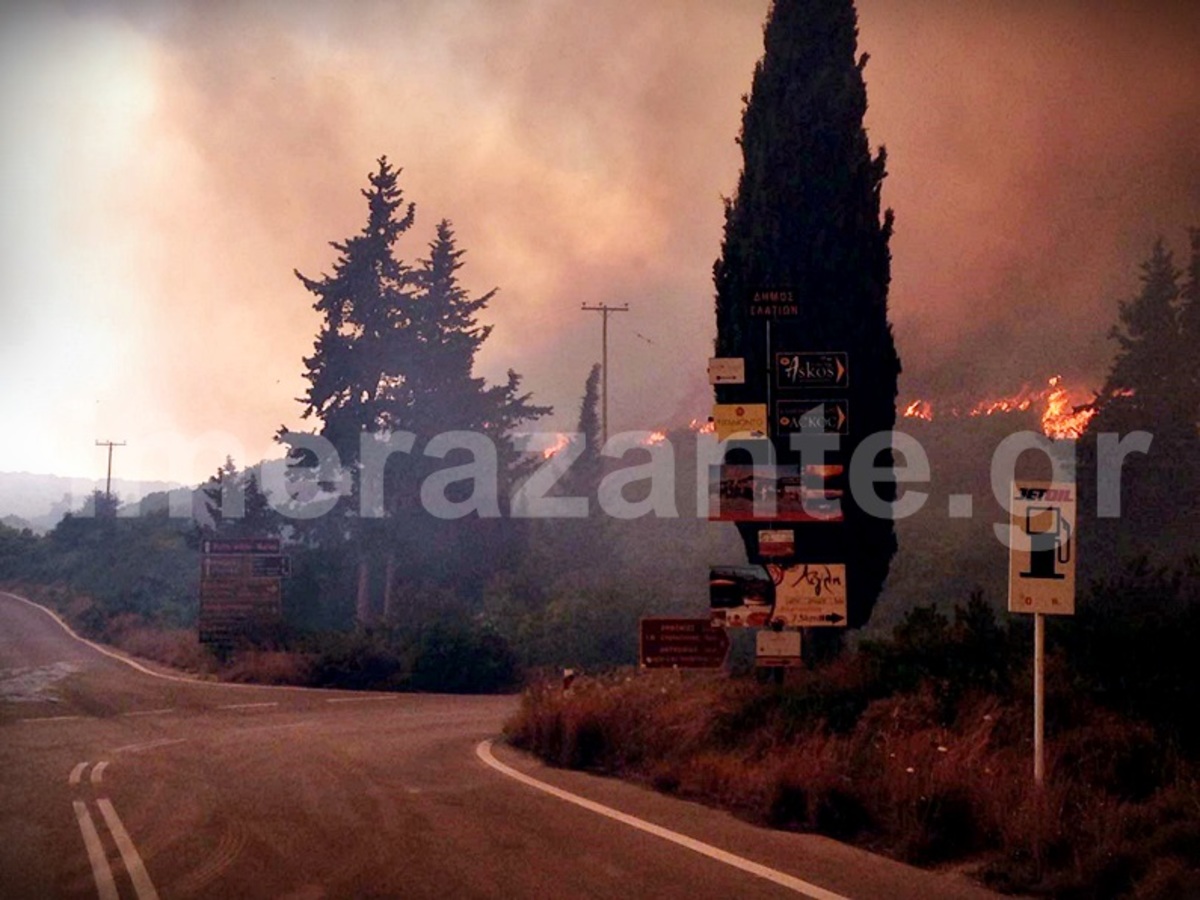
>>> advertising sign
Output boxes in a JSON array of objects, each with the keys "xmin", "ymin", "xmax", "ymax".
[
  {"xmin": 775, "ymin": 399, "xmax": 849, "ymax": 436},
  {"xmin": 712, "ymin": 404, "xmax": 768, "ymax": 440},
  {"xmin": 1008, "ymin": 481, "xmax": 1076, "ymax": 616},
  {"xmin": 708, "ymin": 465, "xmax": 843, "ymax": 523},
  {"xmin": 758, "ymin": 529, "xmax": 795, "ymax": 558},
  {"xmin": 639, "ymin": 618, "xmax": 730, "ymax": 668},
  {"xmin": 756, "ymin": 630, "xmax": 803, "ymax": 667},
  {"xmin": 775, "ymin": 352, "xmax": 849, "ymax": 391},
  {"xmin": 769, "ymin": 563, "xmax": 848, "ymax": 627},
  {"xmin": 709, "ymin": 565, "xmax": 775, "ymax": 627},
  {"xmin": 707, "ymin": 358, "xmax": 746, "ymax": 385}
]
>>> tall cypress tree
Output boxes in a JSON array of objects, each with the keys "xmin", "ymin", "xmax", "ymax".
[{"xmin": 713, "ymin": 0, "xmax": 899, "ymax": 632}]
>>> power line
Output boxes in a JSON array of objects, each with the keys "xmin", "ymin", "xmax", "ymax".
[{"xmin": 580, "ymin": 303, "xmax": 629, "ymax": 445}]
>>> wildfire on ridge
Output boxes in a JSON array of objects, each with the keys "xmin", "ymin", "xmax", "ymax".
[
  {"xmin": 902, "ymin": 376, "xmax": 1099, "ymax": 440},
  {"xmin": 541, "ymin": 432, "xmax": 571, "ymax": 459},
  {"xmin": 643, "ymin": 430, "xmax": 669, "ymax": 446},
  {"xmin": 903, "ymin": 400, "xmax": 933, "ymax": 422}
]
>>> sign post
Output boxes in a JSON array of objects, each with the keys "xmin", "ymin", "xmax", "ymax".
[{"xmin": 1008, "ymin": 481, "xmax": 1077, "ymax": 786}]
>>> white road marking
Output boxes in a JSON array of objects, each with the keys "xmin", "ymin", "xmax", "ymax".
[
  {"xmin": 18, "ymin": 714, "xmax": 85, "ymax": 723},
  {"xmin": 476, "ymin": 740, "xmax": 852, "ymax": 900},
  {"xmin": 326, "ymin": 695, "xmax": 399, "ymax": 703},
  {"xmin": 112, "ymin": 737, "xmax": 187, "ymax": 754},
  {"xmin": 97, "ymin": 798, "xmax": 161, "ymax": 900},
  {"xmin": 72, "ymin": 800, "xmax": 119, "ymax": 900},
  {"xmin": 0, "ymin": 592, "xmax": 405, "ymax": 701},
  {"xmin": 69, "ymin": 762, "xmax": 88, "ymax": 786},
  {"xmin": 91, "ymin": 760, "xmax": 109, "ymax": 785},
  {"xmin": 218, "ymin": 702, "xmax": 278, "ymax": 710},
  {"xmin": 2, "ymin": 592, "xmax": 198, "ymax": 684},
  {"xmin": 121, "ymin": 708, "xmax": 176, "ymax": 717}
]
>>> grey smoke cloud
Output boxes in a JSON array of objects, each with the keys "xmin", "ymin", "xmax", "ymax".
[{"xmin": 1, "ymin": 0, "xmax": 1197, "ymax": 480}]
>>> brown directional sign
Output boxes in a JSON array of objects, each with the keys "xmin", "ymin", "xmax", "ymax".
[
  {"xmin": 775, "ymin": 399, "xmax": 849, "ymax": 436},
  {"xmin": 199, "ymin": 536, "xmax": 286, "ymax": 643},
  {"xmin": 202, "ymin": 538, "xmax": 281, "ymax": 556},
  {"xmin": 775, "ymin": 352, "xmax": 849, "ymax": 391},
  {"xmin": 639, "ymin": 618, "xmax": 730, "ymax": 669}
]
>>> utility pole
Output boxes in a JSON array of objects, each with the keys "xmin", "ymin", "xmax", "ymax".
[
  {"xmin": 94, "ymin": 439, "xmax": 126, "ymax": 503},
  {"xmin": 580, "ymin": 302, "xmax": 629, "ymax": 445}
]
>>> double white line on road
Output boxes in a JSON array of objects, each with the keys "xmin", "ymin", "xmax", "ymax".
[
  {"xmin": 69, "ymin": 760, "xmax": 109, "ymax": 786},
  {"xmin": 70, "ymin": 762, "xmax": 160, "ymax": 900}
]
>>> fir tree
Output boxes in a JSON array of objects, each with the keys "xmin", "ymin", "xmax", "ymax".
[
  {"xmin": 1176, "ymin": 228, "xmax": 1200, "ymax": 423},
  {"xmin": 294, "ymin": 157, "xmax": 416, "ymax": 464},
  {"xmin": 200, "ymin": 457, "xmax": 277, "ymax": 539},
  {"xmin": 712, "ymin": 0, "xmax": 899, "ymax": 631},
  {"xmin": 284, "ymin": 159, "xmax": 548, "ymax": 624},
  {"xmin": 1079, "ymin": 232, "xmax": 1200, "ymax": 573}
]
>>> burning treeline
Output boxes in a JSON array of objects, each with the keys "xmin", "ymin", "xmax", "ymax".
[{"xmin": 902, "ymin": 375, "xmax": 1119, "ymax": 440}]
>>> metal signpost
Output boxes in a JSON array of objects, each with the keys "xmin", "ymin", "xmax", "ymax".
[{"xmin": 1008, "ymin": 481, "xmax": 1077, "ymax": 785}]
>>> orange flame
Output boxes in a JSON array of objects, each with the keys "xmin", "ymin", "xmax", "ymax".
[
  {"xmin": 541, "ymin": 432, "xmax": 571, "ymax": 459},
  {"xmin": 643, "ymin": 430, "xmax": 668, "ymax": 446},
  {"xmin": 902, "ymin": 376, "xmax": 1097, "ymax": 440},
  {"xmin": 903, "ymin": 400, "xmax": 933, "ymax": 421},
  {"xmin": 689, "ymin": 417, "xmax": 716, "ymax": 434}
]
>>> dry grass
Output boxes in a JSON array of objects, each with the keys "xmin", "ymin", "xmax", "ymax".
[{"xmin": 506, "ymin": 670, "xmax": 1200, "ymax": 898}]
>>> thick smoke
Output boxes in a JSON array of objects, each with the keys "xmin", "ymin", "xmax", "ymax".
[{"xmin": 2, "ymin": 0, "xmax": 1197, "ymax": 479}]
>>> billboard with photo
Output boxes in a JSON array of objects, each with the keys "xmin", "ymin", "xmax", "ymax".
[
  {"xmin": 709, "ymin": 565, "xmax": 775, "ymax": 627},
  {"xmin": 707, "ymin": 464, "xmax": 844, "ymax": 522}
]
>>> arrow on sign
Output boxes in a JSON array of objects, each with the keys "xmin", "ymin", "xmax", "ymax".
[{"xmin": 789, "ymin": 613, "xmax": 846, "ymax": 625}]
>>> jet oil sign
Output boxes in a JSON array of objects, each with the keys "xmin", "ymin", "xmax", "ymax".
[{"xmin": 1008, "ymin": 481, "xmax": 1077, "ymax": 616}]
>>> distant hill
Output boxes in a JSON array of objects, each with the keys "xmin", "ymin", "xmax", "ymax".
[
  {"xmin": 0, "ymin": 471, "xmax": 186, "ymax": 532},
  {"xmin": 1, "ymin": 514, "xmax": 36, "ymax": 533}
]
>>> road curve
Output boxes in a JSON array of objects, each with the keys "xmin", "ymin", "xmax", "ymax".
[{"xmin": 0, "ymin": 592, "xmax": 1002, "ymax": 899}]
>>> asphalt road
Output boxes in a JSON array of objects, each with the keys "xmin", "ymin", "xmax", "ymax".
[{"xmin": 0, "ymin": 591, "xmax": 1004, "ymax": 900}]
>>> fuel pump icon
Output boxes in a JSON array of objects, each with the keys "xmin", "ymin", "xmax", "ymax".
[{"xmin": 1021, "ymin": 506, "xmax": 1071, "ymax": 580}]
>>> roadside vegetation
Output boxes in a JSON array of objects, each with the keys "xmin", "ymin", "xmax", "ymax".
[{"xmin": 507, "ymin": 578, "xmax": 1200, "ymax": 899}]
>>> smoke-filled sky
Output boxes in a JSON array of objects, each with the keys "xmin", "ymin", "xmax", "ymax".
[{"xmin": 1, "ymin": 0, "xmax": 1197, "ymax": 485}]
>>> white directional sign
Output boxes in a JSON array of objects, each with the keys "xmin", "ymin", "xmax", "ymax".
[
  {"xmin": 756, "ymin": 630, "xmax": 802, "ymax": 667},
  {"xmin": 1008, "ymin": 481, "xmax": 1076, "ymax": 616},
  {"xmin": 768, "ymin": 563, "xmax": 847, "ymax": 627},
  {"xmin": 707, "ymin": 357, "xmax": 746, "ymax": 385}
]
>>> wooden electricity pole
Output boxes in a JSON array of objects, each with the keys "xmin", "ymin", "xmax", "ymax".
[
  {"xmin": 95, "ymin": 439, "xmax": 126, "ymax": 502},
  {"xmin": 580, "ymin": 302, "xmax": 629, "ymax": 445}
]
